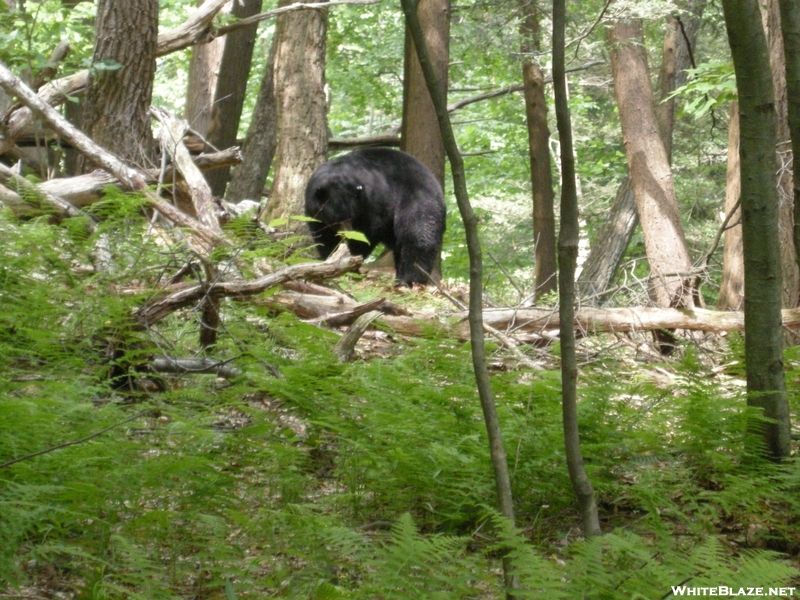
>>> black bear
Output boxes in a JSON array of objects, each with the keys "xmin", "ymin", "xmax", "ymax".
[{"xmin": 304, "ymin": 148, "xmax": 446, "ymax": 286}]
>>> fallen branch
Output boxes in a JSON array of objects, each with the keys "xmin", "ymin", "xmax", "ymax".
[
  {"xmin": 0, "ymin": 410, "xmax": 152, "ymax": 469},
  {"xmin": 152, "ymin": 107, "xmax": 222, "ymax": 234},
  {"xmin": 216, "ymin": 0, "xmax": 380, "ymax": 37},
  {"xmin": 136, "ymin": 255, "xmax": 363, "ymax": 327},
  {"xmin": 0, "ymin": 61, "xmax": 227, "ymax": 248},
  {"xmin": 0, "ymin": 162, "xmax": 95, "ymax": 227},
  {"xmin": 149, "ymin": 356, "xmax": 242, "ymax": 379},
  {"xmin": 333, "ymin": 310, "xmax": 383, "ymax": 361}
]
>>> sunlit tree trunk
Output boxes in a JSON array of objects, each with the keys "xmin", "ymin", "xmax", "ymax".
[
  {"xmin": 581, "ymin": 8, "xmax": 702, "ymax": 302},
  {"xmin": 400, "ymin": 0, "xmax": 449, "ymax": 187},
  {"xmin": 609, "ymin": 20, "xmax": 694, "ymax": 310},
  {"xmin": 184, "ymin": 0, "xmax": 229, "ymax": 137},
  {"xmin": 520, "ymin": 0, "xmax": 556, "ymax": 301},
  {"xmin": 722, "ymin": 0, "xmax": 791, "ymax": 460},
  {"xmin": 226, "ymin": 37, "xmax": 278, "ymax": 204},
  {"xmin": 81, "ymin": 0, "xmax": 158, "ymax": 170},
  {"xmin": 264, "ymin": 0, "xmax": 327, "ymax": 225},
  {"xmin": 204, "ymin": 0, "xmax": 263, "ymax": 198},
  {"xmin": 719, "ymin": 101, "xmax": 745, "ymax": 310}
]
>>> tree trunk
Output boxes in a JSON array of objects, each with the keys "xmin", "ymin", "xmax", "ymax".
[
  {"xmin": 608, "ymin": 20, "xmax": 694, "ymax": 309},
  {"xmin": 553, "ymin": 0, "xmax": 601, "ymax": 539},
  {"xmin": 80, "ymin": 0, "xmax": 159, "ymax": 170},
  {"xmin": 581, "ymin": 8, "xmax": 702, "ymax": 301},
  {"xmin": 520, "ymin": 0, "xmax": 556, "ymax": 301},
  {"xmin": 184, "ymin": 0, "xmax": 229, "ymax": 137},
  {"xmin": 722, "ymin": 0, "xmax": 791, "ymax": 460},
  {"xmin": 719, "ymin": 101, "xmax": 745, "ymax": 310},
  {"xmin": 656, "ymin": 1, "xmax": 705, "ymax": 162},
  {"xmin": 577, "ymin": 176, "xmax": 637, "ymax": 301},
  {"xmin": 204, "ymin": 0, "xmax": 263, "ymax": 198},
  {"xmin": 778, "ymin": 0, "xmax": 800, "ymax": 274},
  {"xmin": 761, "ymin": 0, "xmax": 799, "ymax": 307},
  {"xmin": 400, "ymin": 0, "xmax": 450, "ymax": 187},
  {"xmin": 263, "ymin": 0, "xmax": 328, "ymax": 226},
  {"xmin": 225, "ymin": 35, "xmax": 278, "ymax": 203}
]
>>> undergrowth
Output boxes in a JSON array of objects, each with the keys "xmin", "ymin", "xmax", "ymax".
[{"xmin": 0, "ymin": 208, "xmax": 798, "ymax": 597}]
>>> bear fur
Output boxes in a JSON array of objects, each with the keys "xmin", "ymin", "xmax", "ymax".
[{"xmin": 304, "ymin": 148, "xmax": 446, "ymax": 286}]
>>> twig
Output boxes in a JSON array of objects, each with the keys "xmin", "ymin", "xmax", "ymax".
[
  {"xmin": 0, "ymin": 410, "xmax": 151, "ymax": 469},
  {"xmin": 216, "ymin": 0, "xmax": 380, "ymax": 37},
  {"xmin": 487, "ymin": 251, "xmax": 525, "ymax": 302}
]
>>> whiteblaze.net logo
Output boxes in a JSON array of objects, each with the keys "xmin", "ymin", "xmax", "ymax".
[{"xmin": 671, "ymin": 587, "xmax": 796, "ymax": 597}]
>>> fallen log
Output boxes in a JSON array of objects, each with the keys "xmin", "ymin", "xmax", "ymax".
[{"xmin": 261, "ymin": 290, "xmax": 800, "ymax": 340}]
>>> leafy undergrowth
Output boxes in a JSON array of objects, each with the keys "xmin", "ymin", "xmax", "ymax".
[{"xmin": 1, "ymin": 210, "xmax": 798, "ymax": 598}]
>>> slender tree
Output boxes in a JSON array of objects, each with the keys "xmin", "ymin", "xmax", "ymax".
[
  {"xmin": 400, "ymin": 0, "xmax": 517, "ymax": 592},
  {"xmin": 552, "ymin": 0, "xmax": 600, "ymax": 538},
  {"xmin": 722, "ymin": 0, "xmax": 791, "ymax": 459},
  {"xmin": 520, "ymin": 0, "xmax": 556, "ymax": 301}
]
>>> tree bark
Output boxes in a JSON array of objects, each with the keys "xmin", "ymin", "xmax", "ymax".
[
  {"xmin": 553, "ymin": 0, "xmax": 601, "ymax": 539},
  {"xmin": 761, "ymin": 0, "xmax": 799, "ymax": 307},
  {"xmin": 719, "ymin": 102, "xmax": 745, "ymax": 310},
  {"xmin": 609, "ymin": 20, "xmax": 694, "ymax": 309},
  {"xmin": 577, "ymin": 176, "xmax": 637, "ymax": 302},
  {"xmin": 225, "ymin": 35, "xmax": 278, "ymax": 203},
  {"xmin": 184, "ymin": 0, "xmax": 229, "ymax": 137},
  {"xmin": 400, "ymin": 0, "xmax": 450, "ymax": 187},
  {"xmin": 722, "ymin": 0, "xmax": 791, "ymax": 459},
  {"xmin": 80, "ymin": 0, "xmax": 159, "ymax": 171},
  {"xmin": 778, "ymin": 0, "xmax": 800, "ymax": 274},
  {"xmin": 204, "ymin": 0, "xmax": 263, "ymax": 197},
  {"xmin": 520, "ymin": 0, "xmax": 556, "ymax": 301},
  {"xmin": 656, "ymin": 1, "xmax": 705, "ymax": 162},
  {"xmin": 263, "ymin": 0, "xmax": 328, "ymax": 226},
  {"xmin": 581, "ymin": 10, "xmax": 702, "ymax": 302}
]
